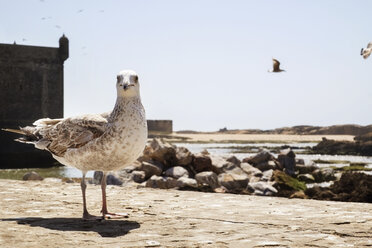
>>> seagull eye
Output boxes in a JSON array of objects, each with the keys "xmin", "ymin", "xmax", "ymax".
[{"xmin": 133, "ymin": 75, "xmax": 138, "ymax": 83}]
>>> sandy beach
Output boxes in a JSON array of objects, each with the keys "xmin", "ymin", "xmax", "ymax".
[
  {"xmin": 169, "ymin": 133, "xmax": 355, "ymax": 143},
  {"xmin": 0, "ymin": 179, "xmax": 371, "ymax": 247}
]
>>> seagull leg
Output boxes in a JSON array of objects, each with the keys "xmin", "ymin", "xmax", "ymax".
[
  {"xmin": 100, "ymin": 172, "xmax": 128, "ymax": 219},
  {"xmin": 81, "ymin": 171, "xmax": 102, "ymax": 220}
]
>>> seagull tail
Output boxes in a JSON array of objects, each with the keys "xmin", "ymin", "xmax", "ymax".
[
  {"xmin": 2, "ymin": 128, "xmax": 26, "ymax": 135},
  {"xmin": 2, "ymin": 127, "xmax": 39, "ymax": 143},
  {"xmin": 361, "ymin": 48, "xmax": 364, "ymax": 56}
]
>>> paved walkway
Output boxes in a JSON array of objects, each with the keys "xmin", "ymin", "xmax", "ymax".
[{"xmin": 0, "ymin": 179, "xmax": 371, "ymax": 247}]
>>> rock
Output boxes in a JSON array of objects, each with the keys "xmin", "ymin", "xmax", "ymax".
[
  {"xmin": 226, "ymin": 155, "xmax": 241, "ymax": 166},
  {"xmin": 240, "ymin": 163, "xmax": 263, "ymax": 177},
  {"xmin": 296, "ymin": 161, "xmax": 319, "ymax": 174},
  {"xmin": 145, "ymin": 175, "xmax": 178, "ymax": 189},
  {"xmin": 330, "ymin": 172, "xmax": 372, "ymax": 203},
  {"xmin": 22, "ymin": 171, "xmax": 43, "ymax": 181},
  {"xmin": 277, "ymin": 148, "xmax": 296, "ymax": 176},
  {"xmin": 165, "ymin": 166, "xmax": 189, "ymax": 179},
  {"xmin": 243, "ymin": 149, "xmax": 274, "ymax": 165},
  {"xmin": 261, "ymin": 169, "xmax": 273, "ymax": 182},
  {"xmin": 192, "ymin": 154, "xmax": 213, "ymax": 173},
  {"xmin": 142, "ymin": 138, "xmax": 177, "ymax": 166},
  {"xmin": 218, "ymin": 172, "xmax": 249, "ymax": 192},
  {"xmin": 297, "ymin": 174, "xmax": 315, "ymax": 183},
  {"xmin": 312, "ymin": 138, "xmax": 372, "ymax": 156},
  {"xmin": 176, "ymin": 177, "xmax": 198, "ymax": 188},
  {"xmin": 122, "ymin": 161, "xmax": 142, "ymax": 173},
  {"xmin": 93, "ymin": 171, "xmax": 123, "ymax": 185},
  {"xmin": 175, "ymin": 147, "xmax": 193, "ymax": 166},
  {"xmin": 132, "ymin": 171, "xmax": 146, "ymax": 183},
  {"xmin": 247, "ymin": 181, "xmax": 278, "ymax": 196},
  {"xmin": 141, "ymin": 160, "xmax": 164, "ymax": 179},
  {"xmin": 312, "ymin": 168, "xmax": 336, "ymax": 183},
  {"xmin": 200, "ymin": 149, "xmax": 210, "ymax": 155},
  {"xmin": 254, "ymin": 160, "xmax": 277, "ymax": 172},
  {"xmin": 272, "ymin": 170, "xmax": 307, "ymax": 197},
  {"xmin": 210, "ymin": 155, "xmax": 238, "ymax": 174},
  {"xmin": 195, "ymin": 171, "xmax": 219, "ymax": 189},
  {"xmin": 290, "ymin": 190, "xmax": 308, "ymax": 199}
]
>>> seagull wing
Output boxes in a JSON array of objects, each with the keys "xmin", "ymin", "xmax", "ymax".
[
  {"xmin": 30, "ymin": 113, "xmax": 109, "ymax": 156},
  {"xmin": 367, "ymin": 42, "xmax": 372, "ymax": 49},
  {"xmin": 272, "ymin": 58, "xmax": 280, "ymax": 71}
]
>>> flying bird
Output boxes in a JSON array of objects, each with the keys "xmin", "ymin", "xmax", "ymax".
[
  {"xmin": 269, "ymin": 58, "xmax": 286, "ymax": 73},
  {"xmin": 3, "ymin": 70, "xmax": 148, "ymax": 220},
  {"xmin": 361, "ymin": 42, "xmax": 372, "ymax": 59}
]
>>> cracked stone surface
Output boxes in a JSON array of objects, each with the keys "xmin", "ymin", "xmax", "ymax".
[{"xmin": 0, "ymin": 179, "xmax": 371, "ymax": 247}]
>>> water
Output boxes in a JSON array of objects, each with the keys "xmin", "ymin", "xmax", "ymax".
[{"xmin": 0, "ymin": 166, "xmax": 93, "ymax": 180}]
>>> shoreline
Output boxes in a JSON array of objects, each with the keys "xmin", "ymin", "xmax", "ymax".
[{"xmin": 167, "ymin": 133, "xmax": 355, "ymax": 143}]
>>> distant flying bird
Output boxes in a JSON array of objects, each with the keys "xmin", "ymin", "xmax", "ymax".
[
  {"xmin": 269, "ymin": 58, "xmax": 286, "ymax": 73},
  {"xmin": 3, "ymin": 70, "xmax": 147, "ymax": 220},
  {"xmin": 77, "ymin": 9, "xmax": 84, "ymax": 13},
  {"xmin": 361, "ymin": 42, "xmax": 372, "ymax": 59}
]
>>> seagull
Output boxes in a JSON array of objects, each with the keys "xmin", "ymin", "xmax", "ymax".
[
  {"xmin": 3, "ymin": 70, "xmax": 148, "ymax": 220},
  {"xmin": 361, "ymin": 42, "xmax": 372, "ymax": 59},
  {"xmin": 269, "ymin": 58, "xmax": 286, "ymax": 72}
]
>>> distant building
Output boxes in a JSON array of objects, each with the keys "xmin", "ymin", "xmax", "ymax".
[
  {"xmin": 0, "ymin": 35, "xmax": 69, "ymax": 168},
  {"xmin": 147, "ymin": 120, "xmax": 173, "ymax": 134}
]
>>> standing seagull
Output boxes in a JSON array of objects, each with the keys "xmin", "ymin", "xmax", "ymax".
[
  {"xmin": 3, "ymin": 70, "xmax": 148, "ymax": 220},
  {"xmin": 269, "ymin": 58, "xmax": 286, "ymax": 72},
  {"xmin": 361, "ymin": 42, "xmax": 372, "ymax": 59}
]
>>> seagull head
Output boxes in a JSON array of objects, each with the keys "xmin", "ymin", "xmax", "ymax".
[{"xmin": 116, "ymin": 69, "xmax": 140, "ymax": 98}]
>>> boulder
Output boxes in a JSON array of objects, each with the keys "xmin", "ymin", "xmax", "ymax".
[
  {"xmin": 290, "ymin": 190, "xmax": 308, "ymax": 199},
  {"xmin": 145, "ymin": 175, "xmax": 179, "ymax": 189},
  {"xmin": 210, "ymin": 155, "xmax": 238, "ymax": 174},
  {"xmin": 261, "ymin": 169, "xmax": 274, "ymax": 182},
  {"xmin": 277, "ymin": 148, "xmax": 296, "ymax": 176},
  {"xmin": 23, "ymin": 171, "xmax": 43, "ymax": 181},
  {"xmin": 218, "ymin": 172, "xmax": 249, "ymax": 192},
  {"xmin": 254, "ymin": 160, "xmax": 277, "ymax": 172},
  {"xmin": 296, "ymin": 161, "xmax": 319, "ymax": 174},
  {"xmin": 141, "ymin": 160, "xmax": 164, "ymax": 179},
  {"xmin": 175, "ymin": 147, "xmax": 193, "ymax": 166},
  {"xmin": 195, "ymin": 171, "xmax": 219, "ymax": 189},
  {"xmin": 226, "ymin": 155, "xmax": 241, "ymax": 166},
  {"xmin": 165, "ymin": 166, "xmax": 189, "ymax": 179},
  {"xmin": 142, "ymin": 138, "xmax": 177, "ymax": 166},
  {"xmin": 192, "ymin": 154, "xmax": 213, "ymax": 173},
  {"xmin": 272, "ymin": 170, "xmax": 306, "ymax": 197},
  {"xmin": 240, "ymin": 163, "xmax": 263, "ymax": 177},
  {"xmin": 176, "ymin": 177, "xmax": 198, "ymax": 189},
  {"xmin": 131, "ymin": 170, "xmax": 146, "ymax": 183},
  {"xmin": 297, "ymin": 174, "xmax": 315, "ymax": 183},
  {"xmin": 242, "ymin": 149, "xmax": 274, "ymax": 165},
  {"xmin": 247, "ymin": 181, "xmax": 278, "ymax": 196},
  {"xmin": 312, "ymin": 168, "xmax": 336, "ymax": 183},
  {"xmin": 93, "ymin": 171, "xmax": 123, "ymax": 185}
]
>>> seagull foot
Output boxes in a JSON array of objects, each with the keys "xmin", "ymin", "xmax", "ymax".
[
  {"xmin": 103, "ymin": 212, "xmax": 129, "ymax": 219},
  {"xmin": 83, "ymin": 212, "xmax": 104, "ymax": 221}
]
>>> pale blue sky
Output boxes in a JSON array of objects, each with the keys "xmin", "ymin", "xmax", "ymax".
[{"xmin": 1, "ymin": 0, "xmax": 371, "ymax": 131}]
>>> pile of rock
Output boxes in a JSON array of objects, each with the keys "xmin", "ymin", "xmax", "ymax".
[{"xmin": 110, "ymin": 138, "xmax": 319, "ymax": 198}]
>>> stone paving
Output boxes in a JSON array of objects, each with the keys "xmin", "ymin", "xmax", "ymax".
[{"xmin": 0, "ymin": 179, "xmax": 371, "ymax": 247}]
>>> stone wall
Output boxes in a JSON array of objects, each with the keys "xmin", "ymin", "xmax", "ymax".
[
  {"xmin": 147, "ymin": 120, "xmax": 173, "ymax": 134},
  {"xmin": 0, "ymin": 35, "xmax": 68, "ymax": 168}
]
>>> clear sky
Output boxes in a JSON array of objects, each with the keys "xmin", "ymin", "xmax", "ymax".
[{"xmin": 1, "ymin": 0, "xmax": 371, "ymax": 131}]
